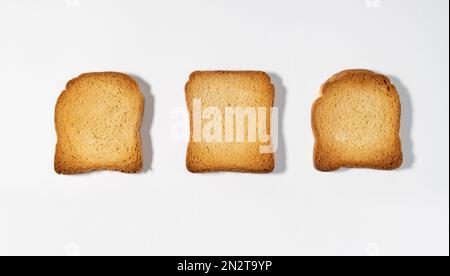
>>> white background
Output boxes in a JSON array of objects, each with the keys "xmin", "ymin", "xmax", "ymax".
[{"xmin": 0, "ymin": 0, "xmax": 448, "ymax": 256}]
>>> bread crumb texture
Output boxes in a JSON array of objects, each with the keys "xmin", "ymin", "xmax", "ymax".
[
  {"xmin": 312, "ymin": 69, "xmax": 403, "ymax": 171},
  {"xmin": 185, "ymin": 71, "xmax": 275, "ymax": 173},
  {"xmin": 54, "ymin": 72, "xmax": 144, "ymax": 174}
]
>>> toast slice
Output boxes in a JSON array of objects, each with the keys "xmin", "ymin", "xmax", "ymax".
[
  {"xmin": 312, "ymin": 69, "xmax": 403, "ymax": 171},
  {"xmin": 185, "ymin": 71, "xmax": 275, "ymax": 173},
  {"xmin": 54, "ymin": 72, "xmax": 144, "ymax": 174}
]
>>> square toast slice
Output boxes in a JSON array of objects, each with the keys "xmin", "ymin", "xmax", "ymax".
[
  {"xmin": 312, "ymin": 69, "xmax": 403, "ymax": 171},
  {"xmin": 54, "ymin": 72, "xmax": 144, "ymax": 174},
  {"xmin": 185, "ymin": 71, "xmax": 275, "ymax": 173}
]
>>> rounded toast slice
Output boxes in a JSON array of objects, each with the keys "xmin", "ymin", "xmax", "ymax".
[
  {"xmin": 312, "ymin": 69, "xmax": 403, "ymax": 171},
  {"xmin": 54, "ymin": 72, "xmax": 144, "ymax": 175}
]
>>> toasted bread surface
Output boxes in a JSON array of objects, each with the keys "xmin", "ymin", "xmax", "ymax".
[
  {"xmin": 55, "ymin": 72, "xmax": 144, "ymax": 174},
  {"xmin": 185, "ymin": 71, "xmax": 275, "ymax": 173},
  {"xmin": 312, "ymin": 69, "xmax": 403, "ymax": 171}
]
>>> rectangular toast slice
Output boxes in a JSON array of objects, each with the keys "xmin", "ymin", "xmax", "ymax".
[
  {"xmin": 312, "ymin": 69, "xmax": 403, "ymax": 171},
  {"xmin": 54, "ymin": 72, "xmax": 144, "ymax": 174},
  {"xmin": 185, "ymin": 71, "xmax": 275, "ymax": 173}
]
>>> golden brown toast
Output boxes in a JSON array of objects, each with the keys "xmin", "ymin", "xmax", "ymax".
[
  {"xmin": 312, "ymin": 69, "xmax": 403, "ymax": 171},
  {"xmin": 54, "ymin": 72, "xmax": 144, "ymax": 174},
  {"xmin": 185, "ymin": 71, "xmax": 275, "ymax": 173}
]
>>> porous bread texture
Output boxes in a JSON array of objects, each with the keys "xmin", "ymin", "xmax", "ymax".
[
  {"xmin": 312, "ymin": 69, "xmax": 403, "ymax": 171},
  {"xmin": 185, "ymin": 71, "xmax": 275, "ymax": 173},
  {"xmin": 54, "ymin": 72, "xmax": 144, "ymax": 174}
]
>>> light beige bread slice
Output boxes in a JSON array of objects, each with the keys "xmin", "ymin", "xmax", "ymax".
[
  {"xmin": 54, "ymin": 72, "xmax": 144, "ymax": 174},
  {"xmin": 312, "ymin": 69, "xmax": 403, "ymax": 171},
  {"xmin": 185, "ymin": 71, "xmax": 275, "ymax": 173}
]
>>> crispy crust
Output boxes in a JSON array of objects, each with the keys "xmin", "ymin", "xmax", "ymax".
[
  {"xmin": 54, "ymin": 72, "xmax": 144, "ymax": 175},
  {"xmin": 312, "ymin": 69, "xmax": 403, "ymax": 171},
  {"xmin": 185, "ymin": 71, "xmax": 275, "ymax": 173}
]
